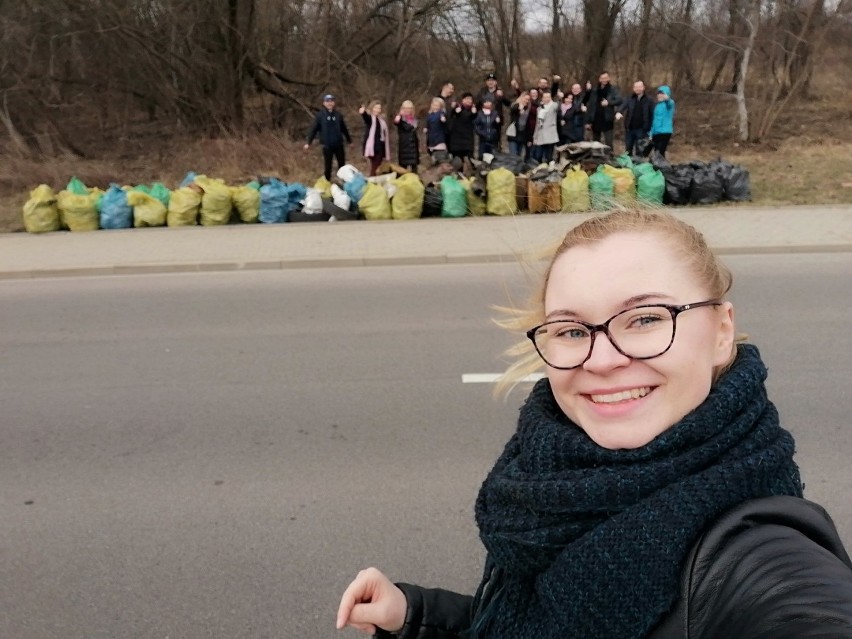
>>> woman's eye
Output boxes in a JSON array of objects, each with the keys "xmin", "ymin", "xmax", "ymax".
[
  {"xmin": 554, "ymin": 326, "xmax": 588, "ymax": 339},
  {"xmin": 629, "ymin": 314, "xmax": 664, "ymax": 328}
]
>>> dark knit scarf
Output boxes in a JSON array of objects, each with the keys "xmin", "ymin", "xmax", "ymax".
[{"xmin": 470, "ymin": 344, "xmax": 802, "ymax": 639}]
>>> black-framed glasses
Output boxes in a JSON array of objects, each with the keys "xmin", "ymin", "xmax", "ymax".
[{"xmin": 526, "ymin": 300, "xmax": 721, "ymax": 370}]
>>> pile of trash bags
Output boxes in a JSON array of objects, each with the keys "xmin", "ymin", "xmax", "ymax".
[{"xmin": 21, "ymin": 148, "xmax": 751, "ymax": 233}]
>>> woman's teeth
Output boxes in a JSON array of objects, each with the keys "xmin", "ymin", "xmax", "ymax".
[{"xmin": 590, "ymin": 387, "xmax": 652, "ymax": 404}]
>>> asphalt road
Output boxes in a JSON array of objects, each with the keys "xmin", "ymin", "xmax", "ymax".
[{"xmin": 1, "ymin": 255, "xmax": 851, "ymax": 639}]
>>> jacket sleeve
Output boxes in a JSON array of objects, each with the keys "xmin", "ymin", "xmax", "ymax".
[
  {"xmin": 306, "ymin": 112, "xmax": 320, "ymax": 144},
  {"xmin": 341, "ymin": 116, "xmax": 352, "ymax": 143},
  {"xmin": 376, "ymin": 583, "xmax": 472, "ymax": 639},
  {"xmin": 685, "ymin": 497, "xmax": 852, "ymax": 639}
]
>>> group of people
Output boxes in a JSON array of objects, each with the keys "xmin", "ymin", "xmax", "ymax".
[{"xmin": 303, "ymin": 72, "xmax": 676, "ymax": 179}]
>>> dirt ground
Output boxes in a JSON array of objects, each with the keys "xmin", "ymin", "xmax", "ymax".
[{"xmin": 3, "ymin": 72, "xmax": 851, "ymax": 233}]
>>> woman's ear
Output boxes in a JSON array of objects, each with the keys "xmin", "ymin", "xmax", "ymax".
[{"xmin": 713, "ymin": 301, "xmax": 736, "ymax": 366}]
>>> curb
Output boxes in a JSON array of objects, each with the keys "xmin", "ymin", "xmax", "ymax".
[{"xmin": 1, "ymin": 245, "xmax": 850, "ymax": 281}]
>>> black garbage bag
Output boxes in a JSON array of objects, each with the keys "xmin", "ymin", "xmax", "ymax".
[
  {"xmin": 422, "ymin": 184, "xmax": 443, "ymax": 217},
  {"xmin": 470, "ymin": 176, "xmax": 487, "ymax": 199},
  {"xmin": 651, "ymin": 151, "xmax": 672, "ymax": 171},
  {"xmin": 636, "ymin": 137, "xmax": 652, "ymax": 157},
  {"xmin": 725, "ymin": 164, "xmax": 751, "ymax": 201},
  {"xmin": 690, "ymin": 165, "xmax": 725, "ymax": 204},
  {"xmin": 663, "ymin": 164, "xmax": 694, "ymax": 205},
  {"xmin": 488, "ymin": 151, "xmax": 526, "ymax": 175}
]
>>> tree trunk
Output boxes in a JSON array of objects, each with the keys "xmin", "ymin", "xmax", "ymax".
[
  {"xmin": 582, "ymin": 0, "xmax": 625, "ymax": 79},
  {"xmin": 633, "ymin": 0, "xmax": 654, "ymax": 80},
  {"xmin": 736, "ymin": 0, "xmax": 760, "ymax": 142}
]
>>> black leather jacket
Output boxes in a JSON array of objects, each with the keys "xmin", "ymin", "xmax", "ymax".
[{"xmin": 378, "ymin": 497, "xmax": 852, "ymax": 638}]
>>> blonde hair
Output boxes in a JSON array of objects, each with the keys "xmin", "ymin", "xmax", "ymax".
[
  {"xmin": 400, "ymin": 100, "xmax": 415, "ymax": 112},
  {"xmin": 513, "ymin": 91, "xmax": 530, "ymax": 107},
  {"xmin": 429, "ymin": 97, "xmax": 445, "ymax": 112},
  {"xmin": 494, "ymin": 208, "xmax": 736, "ymax": 397}
]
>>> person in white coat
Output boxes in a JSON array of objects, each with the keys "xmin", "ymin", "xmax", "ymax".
[{"xmin": 532, "ymin": 91, "xmax": 559, "ymax": 163}]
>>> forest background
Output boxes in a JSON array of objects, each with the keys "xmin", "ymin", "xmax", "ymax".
[{"xmin": 1, "ymin": 0, "xmax": 850, "ymax": 232}]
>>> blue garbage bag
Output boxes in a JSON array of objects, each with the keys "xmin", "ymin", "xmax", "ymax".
[
  {"xmin": 179, "ymin": 171, "xmax": 199, "ymax": 188},
  {"xmin": 259, "ymin": 178, "xmax": 290, "ymax": 223},
  {"xmin": 286, "ymin": 183, "xmax": 307, "ymax": 213},
  {"xmin": 99, "ymin": 184, "xmax": 133, "ymax": 229},
  {"xmin": 343, "ymin": 174, "xmax": 367, "ymax": 203}
]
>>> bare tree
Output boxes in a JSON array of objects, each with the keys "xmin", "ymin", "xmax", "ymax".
[{"xmin": 582, "ymin": 0, "xmax": 626, "ymax": 78}]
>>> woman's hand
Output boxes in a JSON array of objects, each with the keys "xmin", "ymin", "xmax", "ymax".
[
  {"xmin": 394, "ymin": 115, "xmax": 402, "ymax": 124},
  {"xmin": 336, "ymin": 567, "xmax": 407, "ymax": 634},
  {"xmin": 358, "ymin": 104, "xmax": 366, "ymax": 114}
]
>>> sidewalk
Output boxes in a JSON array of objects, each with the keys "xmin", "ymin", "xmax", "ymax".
[{"xmin": 1, "ymin": 205, "xmax": 850, "ymax": 280}]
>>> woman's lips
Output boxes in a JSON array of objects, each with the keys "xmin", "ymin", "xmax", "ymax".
[{"xmin": 588, "ymin": 386, "xmax": 653, "ymax": 404}]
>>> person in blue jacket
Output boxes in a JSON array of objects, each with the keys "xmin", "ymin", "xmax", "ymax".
[
  {"xmin": 647, "ymin": 85, "xmax": 675, "ymax": 158},
  {"xmin": 303, "ymin": 94, "xmax": 353, "ymax": 180}
]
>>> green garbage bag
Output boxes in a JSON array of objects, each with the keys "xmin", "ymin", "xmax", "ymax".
[
  {"xmin": 616, "ymin": 153, "xmax": 633, "ymax": 168},
  {"xmin": 440, "ymin": 176, "xmax": 467, "ymax": 217},
  {"xmin": 391, "ymin": 172, "xmax": 424, "ymax": 220},
  {"xmin": 560, "ymin": 166, "xmax": 590, "ymax": 213},
  {"xmin": 486, "ymin": 168, "xmax": 518, "ymax": 216},
  {"xmin": 359, "ymin": 182, "xmax": 392, "ymax": 220},
  {"xmin": 66, "ymin": 176, "xmax": 89, "ymax": 196},
  {"xmin": 167, "ymin": 186, "xmax": 201, "ymax": 226},
  {"xmin": 231, "ymin": 184, "xmax": 261, "ymax": 223},
  {"xmin": 637, "ymin": 169, "xmax": 666, "ymax": 204},
  {"xmin": 589, "ymin": 166, "xmax": 615, "ymax": 211},
  {"xmin": 195, "ymin": 176, "xmax": 233, "ymax": 226},
  {"xmin": 632, "ymin": 162, "xmax": 655, "ymax": 179},
  {"xmin": 149, "ymin": 182, "xmax": 171, "ymax": 208},
  {"xmin": 22, "ymin": 184, "xmax": 60, "ymax": 233}
]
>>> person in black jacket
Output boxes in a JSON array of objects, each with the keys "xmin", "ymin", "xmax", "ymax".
[
  {"xmin": 393, "ymin": 100, "xmax": 420, "ymax": 173},
  {"xmin": 616, "ymin": 80, "xmax": 655, "ymax": 155},
  {"xmin": 584, "ymin": 71, "xmax": 623, "ymax": 149},
  {"xmin": 475, "ymin": 73, "xmax": 514, "ymax": 151},
  {"xmin": 448, "ymin": 93, "xmax": 477, "ymax": 165},
  {"xmin": 336, "ymin": 209, "xmax": 852, "ymax": 639},
  {"xmin": 303, "ymin": 94, "xmax": 352, "ymax": 180}
]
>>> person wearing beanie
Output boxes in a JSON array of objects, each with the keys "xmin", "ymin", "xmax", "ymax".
[
  {"xmin": 304, "ymin": 94, "xmax": 352, "ymax": 180},
  {"xmin": 475, "ymin": 73, "xmax": 514, "ymax": 151},
  {"xmin": 336, "ymin": 209, "xmax": 852, "ymax": 638}
]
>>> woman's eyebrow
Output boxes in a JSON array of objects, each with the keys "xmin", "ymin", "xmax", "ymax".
[{"xmin": 544, "ymin": 293, "xmax": 676, "ymax": 321}]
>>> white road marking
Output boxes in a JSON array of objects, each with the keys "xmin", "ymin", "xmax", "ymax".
[{"xmin": 462, "ymin": 373, "xmax": 546, "ymax": 383}]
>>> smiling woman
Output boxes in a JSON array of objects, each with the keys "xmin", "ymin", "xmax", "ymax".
[{"xmin": 336, "ymin": 209, "xmax": 852, "ymax": 639}]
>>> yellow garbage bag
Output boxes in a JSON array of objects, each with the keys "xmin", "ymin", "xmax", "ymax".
[
  {"xmin": 313, "ymin": 176, "xmax": 332, "ymax": 199},
  {"xmin": 195, "ymin": 176, "xmax": 233, "ymax": 226},
  {"xmin": 601, "ymin": 164, "xmax": 636, "ymax": 206},
  {"xmin": 486, "ymin": 168, "xmax": 518, "ymax": 216},
  {"xmin": 359, "ymin": 182, "xmax": 392, "ymax": 220},
  {"xmin": 391, "ymin": 172, "xmax": 425, "ymax": 220},
  {"xmin": 22, "ymin": 184, "xmax": 60, "ymax": 233},
  {"xmin": 127, "ymin": 190, "xmax": 167, "ymax": 227},
  {"xmin": 57, "ymin": 190, "xmax": 99, "ymax": 231},
  {"xmin": 231, "ymin": 185, "xmax": 260, "ymax": 223},
  {"xmin": 561, "ymin": 165, "xmax": 591, "ymax": 212},
  {"xmin": 167, "ymin": 186, "xmax": 201, "ymax": 227}
]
